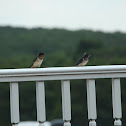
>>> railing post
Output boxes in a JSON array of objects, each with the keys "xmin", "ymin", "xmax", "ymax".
[
  {"xmin": 36, "ymin": 81, "xmax": 46, "ymax": 126},
  {"xmin": 10, "ymin": 82, "xmax": 20, "ymax": 126},
  {"xmin": 86, "ymin": 79, "xmax": 97, "ymax": 126},
  {"xmin": 112, "ymin": 78, "xmax": 122, "ymax": 126},
  {"xmin": 61, "ymin": 80, "xmax": 71, "ymax": 126}
]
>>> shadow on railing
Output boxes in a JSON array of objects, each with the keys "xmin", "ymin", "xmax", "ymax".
[
  {"xmin": 18, "ymin": 119, "xmax": 63, "ymax": 126},
  {"xmin": 18, "ymin": 121, "xmax": 51, "ymax": 126}
]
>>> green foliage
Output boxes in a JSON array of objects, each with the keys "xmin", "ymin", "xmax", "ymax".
[{"xmin": 0, "ymin": 26, "xmax": 126, "ymax": 126}]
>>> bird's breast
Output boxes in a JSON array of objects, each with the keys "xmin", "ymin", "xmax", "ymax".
[
  {"xmin": 33, "ymin": 58, "xmax": 43, "ymax": 67},
  {"xmin": 78, "ymin": 59, "xmax": 88, "ymax": 66}
]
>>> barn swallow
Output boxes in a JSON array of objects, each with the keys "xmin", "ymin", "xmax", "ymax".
[
  {"xmin": 75, "ymin": 53, "xmax": 90, "ymax": 66},
  {"xmin": 30, "ymin": 52, "xmax": 45, "ymax": 68}
]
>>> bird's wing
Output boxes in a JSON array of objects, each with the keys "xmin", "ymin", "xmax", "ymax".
[
  {"xmin": 75, "ymin": 58, "xmax": 84, "ymax": 66},
  {"xmin": 29, "ymin": 57, "xmax": 37, "ymax": 68}
]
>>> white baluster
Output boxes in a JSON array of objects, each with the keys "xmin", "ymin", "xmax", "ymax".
[
  {"xmin": 86, "ymin": 79, "xmax": 97, "ymax": 126},
  {"xmin": 112, "ymin": 78, "xmax": 122, "ymax": 126},
  {"xmin": 36, "ymin": 81, "xmax": 46, "ymax": 126},
  {"xmin": 64, "ymin": 121, "xmax": 71, "ymax": 126},
  {"xmin": 10, "ymin": 82, "xmax": 20, "ymax": 126},
  {"xmin": 61, "ymin": 80, "xmax": 71, "ymax": 126}
]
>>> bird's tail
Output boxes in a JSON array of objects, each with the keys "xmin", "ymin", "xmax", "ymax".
[{"xmin": 29, "ymin": 65, "xmax": 35, "ymax": 68}]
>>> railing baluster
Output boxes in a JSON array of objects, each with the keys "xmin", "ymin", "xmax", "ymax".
[
  {"xmin": 36, "ymin": 81, "xmax": 46, "ymax": 126},
  {"xmin": 112, "ymin": 78, "xmax": 122, "ymax": 126},
  {"xmin": 61, "ymin": 80, "xmax": 71, "ymax": 126},
  {"xmin": 86, "ymin": 79, "xmax": 97, "ymax": 126},
  {"xmin": 10, "ymin": 82, "xmax": 20, "ymax": 126}
]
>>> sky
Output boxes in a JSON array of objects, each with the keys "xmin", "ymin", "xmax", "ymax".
[{"xmin": 0, "ymin": 0, "xmax": 126, "ymax": 32}]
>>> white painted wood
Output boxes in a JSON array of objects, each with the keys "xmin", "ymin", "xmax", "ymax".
[
  {"xmin": 61, "ymin": 80, "xmax": 71, "ymax": 121},
  {"xmin": 10, "ymin": 82, "xmax": 20, "ymax": 124},
  {"xmin": 0, "ymin": 65, "xmax": 125, "ymax": 125},
  {"xmin": 64, "ymin": 122, "xmax": 71, "ymax": 126},
  {"xmin": 38, "ymin": 123, "xmax": 45, "ymax": 126},
  {"xmin": 87, "ymin": 79, "xmax": 97, "ymax": 120},
  {"xmin": 36, "ymin": 81, "xmax": 46, "ymax": 122},
  {"xmin": 112, "ymin": 78, "xmax": 122, "ymax": 119},
  {"xmin": 114, "ymin": 119, "xmax": 122, "ymax": 125},
  {"xmin": 2, "ymin": 73, "xmax": 126, "ymax": 82},
  {"xmin": 0, "ymin": 65, "xmax": 126, "ymax": 82},
  {"xmin": 89, "ymin": 120, "xmax": 96, "ymax": 126}
]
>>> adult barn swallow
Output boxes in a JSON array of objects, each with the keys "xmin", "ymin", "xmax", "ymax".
[
  {"xmin": 30, "ymin": 52, "xmax": 45, "ymax": 68},
  {"xmin": 75, "ymin": 53, "xmax": 90, "ymax": 66}
]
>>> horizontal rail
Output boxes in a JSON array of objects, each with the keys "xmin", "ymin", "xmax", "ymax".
[{"xmin": 0, "ymin": 65, "xmax": 126, "ymax": 82}]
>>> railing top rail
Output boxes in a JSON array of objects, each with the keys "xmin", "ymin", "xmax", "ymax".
[
  {"xmin": 0, "ymin": 65, "xmax": 126, "ymax": 82},
  {"xmin": 1, "ymin": 65, "xmax": 126, "ymax": 74}
]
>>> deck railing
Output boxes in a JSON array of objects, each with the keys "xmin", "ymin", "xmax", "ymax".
[{"xmin": 0, "ymin": 65, "xmax": 124, "ymax": 126}]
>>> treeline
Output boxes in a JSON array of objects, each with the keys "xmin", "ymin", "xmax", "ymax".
[{"xmin": 0, "ymin": 26, "xmax": 126, "ymax": 126}]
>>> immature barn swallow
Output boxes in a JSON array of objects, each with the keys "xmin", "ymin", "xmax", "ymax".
[
  {"xmin": 30, "ymin": 52, "xmax": 45, "ymax": 68},
  {"xmin": 75, "ymin": 53, "xmax": 90, "ymax": 66}
]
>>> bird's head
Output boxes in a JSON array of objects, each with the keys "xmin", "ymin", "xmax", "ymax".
[
  {"xmin": 38, "ymin": 52, "xmax": 45, "ymax": 59},
  {"xmin": 83, "ymin": 53, "xmax": 90, "ymax": 60}
]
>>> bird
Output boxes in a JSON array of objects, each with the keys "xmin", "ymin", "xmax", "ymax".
[
  {"xmin": 30, "ymin": 52, "xmax": 45, "ymax": 68},
  {"xmin": 75, "ymin": 53, "xmax": 90, "ymax": 66}
]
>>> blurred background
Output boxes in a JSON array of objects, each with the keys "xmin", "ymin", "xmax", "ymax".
[{"xmin": 0, "ymin": 0, "xmax": 126, "ymax": 126}]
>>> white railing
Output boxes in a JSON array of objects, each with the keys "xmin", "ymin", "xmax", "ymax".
[{"xmin": 0, "ymin": 65, "xmax": 125, "ymax": 126}]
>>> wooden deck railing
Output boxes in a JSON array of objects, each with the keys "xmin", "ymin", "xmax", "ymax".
[{"xmin": 0, "ymin": 65, "xmax": 124, "ymax": 126}]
